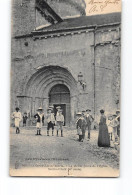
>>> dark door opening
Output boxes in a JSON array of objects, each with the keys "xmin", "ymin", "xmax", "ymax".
[{"xmin": 49, "ymin": 84, "xmax": 70, "ymax": 126}]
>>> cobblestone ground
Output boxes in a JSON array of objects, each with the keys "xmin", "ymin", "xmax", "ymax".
[{"xmin": 10, "ymin": 127, "xmax": 119, "ymax": 170}]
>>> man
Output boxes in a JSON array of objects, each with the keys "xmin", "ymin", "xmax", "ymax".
[
  {"xmin": 12, "ymin": 107, "xmax": 22, "ymax": 134},
  {"xmin": 34, "ymin": 107, "xmax": 44, "ymax": 136},
  {"xmin": 46, "ymin": 108, "xmax": 55, "ymax": 136},
  {"xmin": 56, "ymin": 109, "xmax": 64, "ymax": 137},
  {"xmin": 85, "ymin": 109, "xmax": 94, "ymax": 140},
  {"xmin": 23, "ymin": 112, "xmax": 28, "ymax": 127},
  {"xmin": 76, "ymin": 111, "xmax": 87, "ymax": 142}
]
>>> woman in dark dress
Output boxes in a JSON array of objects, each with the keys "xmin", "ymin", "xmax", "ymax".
[{"xmin": 98, "ymin": 109, "xmax": 110, "ymax": 147}]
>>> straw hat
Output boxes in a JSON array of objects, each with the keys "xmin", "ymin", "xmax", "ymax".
[
  {"xmin": 76, "ymin": 112, "xmax": 82, "ymax": 116},
  {"xmin": 56, "ymin": 106, "xmax": 61, "ymax": 109},
  {"xmin": 37, "ymin": 107, "xmax": 43, "ymax": 111}
]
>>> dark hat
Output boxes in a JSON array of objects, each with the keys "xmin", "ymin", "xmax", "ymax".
[
  {"xmin": 82, "ymin": 110, "xmax": 86, "ymax": 112},
  {"xmin": 113, "ymin": 114, "xmax": 117, "ymax": 117},
  {"xmin": 24, "ymin": 112, "xmax": 27, "ymax": 114},
  {"xmin": 100, "ymin": 109, "xmax": 105, "ymax": 113},
  {"xmin": 16, "ymin": 107, "xmax": 20, "ymax": 111},
  {"xmin": 86, "ymin": 109, "xmax": 91, "ymax": 112}
]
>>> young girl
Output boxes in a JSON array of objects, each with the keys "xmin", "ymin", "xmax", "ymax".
[
  {"xmin": 108, "ymin": 115, "xmax": 113, "ymax": 141},
  {"xmin": 111, "ymin": 114, "xmax": 118, "ymax": 143},
  {"xmin": 34, "ymin": 107, "xmax": 44, "ymax": 136}
]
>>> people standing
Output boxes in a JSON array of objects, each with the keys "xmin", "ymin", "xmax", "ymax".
[
  {"xmin": 98, "ymin": 109, "xmax": 110, "ymax": 147},
  {"xmin": 56, "ymin": 109, "xmax": 64, "ymax": 137},
  {"xmin": 12, "ymin": 107, "xmax": 22, "ymax": 134},
  {"xmin": 76, "ymin": 111, "xmax": 87, "ymax": 142},
  {"xmin": 85, "ymin": 109, "xmax": 94, "ymax": 140},
  {"xmin": 46, "ymin": 108, "xmax": 55, "ymax": 136},
  {"xmin": 34, "ymin": 107, "xmax": 44, "ymax": 136},
  {"xmin": 23, "ymin": 112, "xmax": 28, "ymax": 127}
]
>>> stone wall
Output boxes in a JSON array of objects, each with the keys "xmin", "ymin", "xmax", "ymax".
[
  {"xmin": 11, "ymin": 0, "xmax": 36, "ymax": 36},
  {"xmin": 11, "ymin": 24, "xmax": 121, "ymax": 122},
  {"xmin": 11, "ymin": 31, "xmax": 95, "ymax": 117},
  {"xmin": 11, "ymin": 1, "xmax": 121, "ymax": 122},
  {"xmin": 94, "ymin": 26, "xmax": 121, "ymax": 121}
]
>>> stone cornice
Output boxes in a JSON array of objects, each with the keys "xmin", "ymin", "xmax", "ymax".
[{"xmin": 14, "ymin": 22, "xmax": 121, "ymax": 40}]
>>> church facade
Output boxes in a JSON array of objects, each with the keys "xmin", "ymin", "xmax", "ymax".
[{"xmin": 11, "ymin": 0, "xmax": 121, "ymax": 125}]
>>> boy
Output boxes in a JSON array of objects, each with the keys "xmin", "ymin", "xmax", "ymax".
[
  {"xmin": 76, "ymin": 111, "xmax": 87, "ymax": 142},
  {"xmin": 85, "ymin": 109, "xmax": 94, "ymax": 140},
  {"xmin": 76, "ymin": 112, "xmax": 83, "ymax": 141},
  {"xmin": 56, "ymin": 109, "xmax": 64, "ymax": 137},
  {"xmin": 46, "ymin": 108, "xmax": 55, "ymax": 136},
  {"xmin": 34, "ymin": 107, "xmax": 44, "ymax": 136},
  {"xmin": 23, "ymin": 112, "xmax": 28, "ymax": 127}
]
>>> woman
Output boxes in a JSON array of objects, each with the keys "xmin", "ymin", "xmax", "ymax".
[
  {"xmin": 12, "ymin": 107, "xmax": 22, "ymax": 134},
  {"xmin": 98, "ymin": 109, "xmax": 110, "ymax": 147}
]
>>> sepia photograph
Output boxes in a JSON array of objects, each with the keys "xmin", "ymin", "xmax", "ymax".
[{"xmin": 10, "ymin": 0, "xmax": 121, "ymax": 177}]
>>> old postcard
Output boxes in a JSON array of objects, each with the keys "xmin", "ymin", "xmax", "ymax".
[{"xmin": 10, "ymin": 0, "xmax": 121, "ymax": 177}]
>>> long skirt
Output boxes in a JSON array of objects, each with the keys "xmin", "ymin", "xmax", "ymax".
[
  {"xmin": 15, "ymin": 118, "xmax": 20, "ymax": 128},
  {"xmin": 98, "ymin": 124, "xmax": 110, "ymax": 147}
]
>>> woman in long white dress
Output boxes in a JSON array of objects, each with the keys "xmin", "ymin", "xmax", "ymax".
[{"xmin": 12, "ymin": 107, "xmax": 22, "ymax": 134}]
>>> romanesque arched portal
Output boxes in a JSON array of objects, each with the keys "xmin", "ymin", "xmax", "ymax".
[{"xmin": 19, "ymin": 66, "xmax": 78, "ymax": 125}]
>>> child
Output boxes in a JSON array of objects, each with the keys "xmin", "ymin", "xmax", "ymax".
[
  {"xmin": 12, "ymin": 107, "xmax": 22, "ymax": 134},
  {"xmin": 108, "ymin": 115, "xmax": 113, "ymax": 141},
  {"xmin": 56, "ymin": 109, "xmax": 64, "ymax": 137},
  {"xmin": 46, "ymin": 108, "xmax": 55, "ymax": 136},
  {"xmin": 23, "ymin": 112, "xmax": 28, "ymax": 127},
  {"xmin": 85, "ymin": 109, "xmax": 94, "ymax": 140},
  {"xmin": 76, "ymin": 112, "xmax": 83, "ymax": 141},
  {"xmin": 111, "ymin": 114, "xmax": 118, "ymax": 143},
  {"xmin": 76, "ymin": 111, "xmax": 87, "ymax": 142},
  {"xmin": 34, "ymin": 107, "xmax": 44, "ymax": 136}
]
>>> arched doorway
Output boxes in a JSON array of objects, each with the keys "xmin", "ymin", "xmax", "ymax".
[
  {"xmin": 49, "ymin": 84, "xmax": 70, "ymax": 126},
  {"xmin": 20, "ymin": 66, "xmax": 78, "ymax": 125}
]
